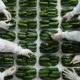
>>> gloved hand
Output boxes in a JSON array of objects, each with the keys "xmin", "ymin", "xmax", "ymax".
[
  {"xmin": 62, "ymin": 12, "xmax": 73, "ymax": 22},
  {"xmin": 2, "ymin": 8, "xmax": 12, "ymax": 22},
  {"xmin": 0, "ymin": 21, "xmax": 12, "ymax": 30},
  {"xmin": 51, "ymin": 33, "xmax": 62, "ymax": 41},
  {"xmin": 63, "ymin": 69, "xmax": 78, "ymax": 80},
  {"xmin": 70, "ymin": 55, "xmax": 80, "ymax": 64},
  {"xmin": 18, "ymin": 49, "xmax": 34, "ymax": 58},
  {"xmin": 3, "ymin": 66, "xmax": 16, "ymax": 77}
]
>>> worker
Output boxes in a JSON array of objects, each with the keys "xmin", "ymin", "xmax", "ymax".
[
  {"xmin": 0, "ymin": 0, "xmax": 12, "ymax": 30},
  {"xmin": 51, "ymin": 1, "xmax": 80, "ymax": 80},
  {"xmin": 0, "ymin": 66, "xmax": 16, "ymax": 80}
]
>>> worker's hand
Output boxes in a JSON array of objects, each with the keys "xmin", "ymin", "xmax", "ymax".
[
  {"xmin": 62, "ymin": 12, "xmax": 73, "ymax": 22},
  {"xmin": 21, "ymin": 49, "xmax": 34, "ymax": 58},
  {"xmin": 3, "ymin": 66, "xmax": 16, "ymax": 76},
  {"xmin": 0, "ymin": 21, "xmax": 12, "ymax": 30},
  {"xmin": 70, "ymin": 55, "xmax": 80, "ymax": 64},
  {"xmin": 2, "ymin": 8, "xmax": 12, "ymax": 22},
  {"xmin": 63, "ymin": 69, "xmax": 78, "ymax": 80},
  {"xmin": 51, "ymin": 33, "xmax": 62, "ymax": 41}
]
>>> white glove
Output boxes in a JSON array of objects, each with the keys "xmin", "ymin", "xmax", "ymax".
[
  {"xmin": 63, "ymin": 69, "xmax": 78, "ymax": 80},
  {"xmin": 0, "ymin": 21, "xmax": 12, "ymax": 30},
  {"xmin": 51, "ymin": 32, "xmax": 62, "ymax": 41},
  {"xmin": 0, "ymin": 38, "xmax": 34, "ymax": 58},
  {"xmin": 62, "ymin": 12, "xmax": 73, "ymax": 22},
  {"xmin": 2, "ymin": 66, "xmax": 16, "ymax": 77},
  {"xmin": 70, "ymin": 55, "xmax": 80, "ymax": 64},
  {"xmin": 78, "ymin": 16, "xmax": 80, "ymax": 20},
  {"xmin": 2, "ymin": 9, "xmax": 12, "ymax": 22}
]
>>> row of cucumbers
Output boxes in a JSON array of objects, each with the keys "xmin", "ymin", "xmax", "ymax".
[
  {"xmin": 18, "ymin": 29, "xmax": 37, "ymax": 41},
  {"xmin": 0, "ymin": 29, "xmax": 15, "ymax": 41},
  {"xmin": 3, "ymin": 0, "xmax": 16, "ymax": 6},
  {"xmin": 40, "ymin": 8, "xmax": 57, "ymax": 18},
  {"xmin": 40, "ymin": 30, "xmax": 57, "ymax": 40},
  {"xmin": 19, "ymin": 0, "xmax": 37, "ymax": 7},
  {"xmin": 18, "ymin": 19, "xmax": 36, "ymax": 29},
  {"xmin": 0, "ymin": 55, "xmax": 14, "ymax": 67},
  {"xmin": 61, "ymin": 0, "xmax": 78, "ymax": 6},
  {"xmin": 62, "ymin": 41, "xmax": 80, "ymax": 53},
  {"xmin": 19, "ymin": 8, "xmax": 36, "ymax": 18},
  {"xmin": 16, "ymin": 55, "xmax": 36, "ymax": 66},
  {"xmin": 61, "ymin": 19, "xmax": 80, "ymax": 29},
  {"xmin": 39, "ymin": 55, "xmax": 59, "ymax": 66},
  {"xmin": 40, "ymin": 41, "xmax": 59, "ymax": 53},
  {"xmin": 40, "ymin": 0, "xmax": 57, "ymax": 7},
  {"xmin": 18, "ymin": 40, "xmax": 37, "ymax": 52},
  {"xmin": 40, "ymin": 18, "xmax": 59, "ymax": 28}
]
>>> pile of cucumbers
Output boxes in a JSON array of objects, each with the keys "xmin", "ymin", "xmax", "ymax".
[
  {"xmin": 61, "ymin": 54, "xmax": 80, "ymax": 67},
  {"xmin": 0, "ymin": 29, "xmax": 15, "ymax": 41},
  {"xmin": 40, "ymin": 8, "xmax": 57, "ymax": 18},
  {"xmin": 16, "ymin": 55, "xmax": 36, "ymax": 66},
  {"xmin": 19, "ymin": 0, "xmax": 36, "ymax": 7},
  {"xmin": 40, "ymin": 18, "xmax": 59, "ymax": 28},
  {"xmin": 16, "ymin": 67, "xmax": 36, "ymax": 80},
  {"xmin": 61, "ymin": 7, "xmax": 73, "ymax": 16},
  {"xmin": 39, "ymin": 68, "xmax": 60, "ymax": 80},
  {"xmin": 18, "ymin": 40, "xmax": 37, "ymax": 52},
  {"xmin": 3, "ymin": 0, "xmax": 16, "ymax": 6},
  {"xmin": 40, "ymin": 30, "xmax": 57, "ymax": 40},
  {"xmin": 18, "ymin": 19, "xmax": 37, "ymax": 29},
  {"xmin": 62, "ymin": 41, "xmax": 80, "ymax": 53},
  {"xmin": 61, "ymin": 19, "xmax": 80, "ymax": 29},
  {"xmin": 39, "ymin": 55, "xmax": 59, "ymax": 66},
  {"xmin": 40, "ymin": 41, "xmax": 59, "ymax": 53},
  {"xmin": 39, "ymin": 0, "xmax": 57, "ymax": 7},
  {"xmin": 19, "ymin": 8, "xmax": 36, "ymax": 18},
  {"xmin": 0, "ymin": 55, "xmax": 14, "ymax": 67},
  {"xmin": 18, "ymin": 29, "xmax": 37, "ymax": 41},
  {"xmin": 61, "ymin": 0, "xmax": 78, "ymax": 6}
]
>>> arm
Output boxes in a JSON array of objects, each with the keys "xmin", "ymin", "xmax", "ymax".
[
  {"xmin": 0, "ymin": 0, "xmax": 11, "ymax": 21},
  {"xmin": 70, "ymin": 2, "xmax": 80, "ymax": 16},
  {"xmin": 0, "ymin": 0, "xmax": 6, "ymax": 11},
  {"xmin": 0, "ymin": 72, "xmax": 6, "ymax": 80},
  {"xmin": 62, "ymin": 31, "xmax": 80, "ymax": 42},
  {"xmin": 0, "ymin": 38, "xmax": 33, "ymax": 58},
  {"xmin": 77, "ymin": 77, "xmax": 80, "ymax": 80}
]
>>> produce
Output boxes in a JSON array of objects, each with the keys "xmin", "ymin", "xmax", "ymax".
[
  {"xmin": 39, "ymin": 68, "xmax": 60, "ymax": 79},
  {"xmin": 39, "ymin": 55, "xmax": 59, "ymax": 66},
  {"xmin": 16, "ymin": 67, "xmax": 36, "ymax": 79},
  {"xmin": 40, "ymin": 41, "xmax": 59, "ymax": 53},
  {"xmin": 16, "ymin": 55, "xmax": 36, "ymax": 66}
]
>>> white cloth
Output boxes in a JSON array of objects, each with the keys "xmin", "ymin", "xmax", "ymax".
[
  {"xmin": 62, "ymin": 31, "xmax": 80, "ymax": 42},
  {"xmin": 0, "ymin": 38, "xmax": 24, "ymax": 54},
  {"xmin": 0, "ymin": 0, "xmax": 6, "ymax": 11},
  {"xmin": 70, "ymin": 2, "xmax": 80, "ymax": 16},
  {"xmin": 76, "ymin": 77, "xmax": 80, "ymax": 80},
  {"xmin": 0, "ymin": 72, "xmax": 6, "ymax": 80}
]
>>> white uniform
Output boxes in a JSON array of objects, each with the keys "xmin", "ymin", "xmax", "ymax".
[{"xmin": 62, "ymin": 2, "xmax": 80, "ymax": 42}]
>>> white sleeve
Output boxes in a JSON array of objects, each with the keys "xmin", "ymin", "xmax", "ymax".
[
  {"xmin": 0, "ymin": 72, "xmax": 6, "ymax": 80},
  {"xmin": 62, "ymin": 31, "xmax": 80, "ymax": 42},
  {"xmin": 0, "ymin": 0, "xmax": 6, "ymax": 11},
  {"xmin": 70, "ymin": 2, "xmax": 80, "ymax": 16},
  {"xmin": 0, "ymin": 38, "xmax": 25, "ymax": 55},
  {"xmin": 76, "ymin": 77, "xmax": 80, "ymax": 80}
]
